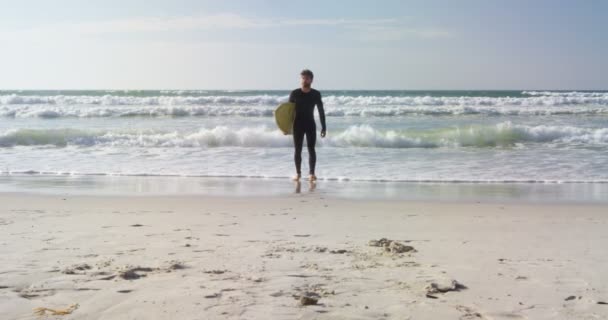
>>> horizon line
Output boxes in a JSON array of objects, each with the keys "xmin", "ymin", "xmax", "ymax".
[{"xmin": 1, "ymin": 88, "xmax": 608, "ymax": 92}]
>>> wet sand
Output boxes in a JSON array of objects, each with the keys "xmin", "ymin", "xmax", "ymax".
[{"xmin": 0, "ymin": 191, "xmax": 607, "ymax": 319}]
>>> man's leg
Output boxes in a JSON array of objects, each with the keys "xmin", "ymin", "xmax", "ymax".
[
  {"xmin": 305, "ymin": 121, "xmax": 317, "ymax": 176},
  {"xmin": 293, "ymin": 122, "xmax": 305, "ymax": 177}
]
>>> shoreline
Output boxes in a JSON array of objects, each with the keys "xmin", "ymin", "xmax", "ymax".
[
  {"xmin": 2, "ymin": 174, "xmax": 608, "ymax": 205},
  {"xmin": 5, "ymin": 171, "xmax": 608, "ymax": 184}
]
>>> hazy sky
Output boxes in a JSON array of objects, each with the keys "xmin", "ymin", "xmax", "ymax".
[{"xmin": 0, "ymin": 0, "xmax": 606, "ymax": 90}]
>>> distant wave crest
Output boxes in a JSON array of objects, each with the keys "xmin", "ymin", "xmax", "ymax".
[{"xmin": 3, "ymin": 92, "xmax": 608, "ymax": 118}]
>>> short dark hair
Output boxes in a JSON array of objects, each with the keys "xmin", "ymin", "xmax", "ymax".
[{"xmin": 300, "ymin": 69, "xmax": 314, "ymax": 80}]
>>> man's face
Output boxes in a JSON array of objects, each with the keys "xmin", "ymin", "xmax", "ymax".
[{"xmin": 300, "ymin": 75, "xmax": 313, "ymax": 88}]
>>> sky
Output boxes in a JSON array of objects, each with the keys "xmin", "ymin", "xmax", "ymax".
[{"xmin": 0, "ymin": 0, "xmax": 606, "ymax": 90}]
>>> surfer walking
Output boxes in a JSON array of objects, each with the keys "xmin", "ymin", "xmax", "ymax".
[{"xmin": 289, "ymin": 69, "xmax": 327, "ymax": 182}]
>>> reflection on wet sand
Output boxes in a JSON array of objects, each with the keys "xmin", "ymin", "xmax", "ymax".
[
  {"xmin": 294, "ymin": 180, "xmax": 316, "ymax": 194},
  {"xmin": 1, "ymin": 174, "xmax": 607, "ymax": 203}
]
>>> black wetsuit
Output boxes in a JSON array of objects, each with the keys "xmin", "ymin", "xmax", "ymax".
[{"xmin": 288, "ymin": 88, "xmax": 326, "ymax": 175}]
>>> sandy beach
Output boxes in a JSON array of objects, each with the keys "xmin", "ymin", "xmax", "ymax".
[{"xmin": 1, "ymin": 190, "xmax": 607, "ymax": 319}]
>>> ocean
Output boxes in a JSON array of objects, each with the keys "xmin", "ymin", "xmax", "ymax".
[{"xmin": 1, "ymin": 90, "xmax": 607, "ymax": 186}]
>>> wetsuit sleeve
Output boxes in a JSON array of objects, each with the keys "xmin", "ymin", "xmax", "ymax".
[
  {"xmin": 317, "ymin": 91, "xmax": 326, "ymax": 131},
  {"xmin": 288, "ymin": 90, "xmax": 295, "ymax": 103}
]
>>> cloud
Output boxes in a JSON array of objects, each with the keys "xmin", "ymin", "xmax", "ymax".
[
  {"xmin": 347, "ymin": 24, "xmax": 452, "ymax": 41},
  {"xmin": 0, "ymin": 13, "xmax": 450, "ymax": 41}
]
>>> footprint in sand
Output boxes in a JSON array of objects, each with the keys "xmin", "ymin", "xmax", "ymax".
[
  {"xmin": 455, "ymin": 305, "xmax": 484, "ymax": 319},
  {"xmin": 14, "ymin": 287, "xmax": 56, "ymax": 299}
]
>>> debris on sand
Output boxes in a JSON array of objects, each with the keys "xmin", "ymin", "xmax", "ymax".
[
  {"xmin": 163, "ymin": 260, "xmax": 187, "ymax": 271},
  {"xmin": 118, "ymin": 267, "xmax": 156, "ymax": 280},
  {"xmin": 62, "ymin": 263, "xmax": 92, "ymax": 275},
  {"xmin": 247, "ymin": 276, "xmax": 264, "ymax": 283},
  {"xmin": 102, "ymin": 261, "xmax": 187, "ymax": 280},
  {"xmin": 368, "ymin": 238, "xmax": 392, "ymax": 247},
  {"xmin": 300, "ymin": 295, "xmax": 319, "ymax": 306},
  {"xmin": 295, "ymin": 292, "xmax": 321, "ymax": 306},
  {"xmin": 204, "ymin": 269, "xmax": 227, "ymax": 275},
  {"xmin": 387, "ymin": 241, "xmax": 415, "ymax": 254},
  {"xmin": 369, "ymin": 238, "xmax": 416, "ymax": 254},
  {"xmin": 425, "ymin": 279, "xmax": 467, "ymax": 295},
  {"xmin": 33, "ymin": 303, "xmax": 79, "ymax": 316},
  {"xmin": 64, "ymin": 259, "xmax": 180, "ymax": 282},
  {"xmin": 293, "ymin": 283, "xmax": 334, "ymax": 305},
  {"xmin": 329, "ymin": 249, "xmax": 348, "ymax": 254}
]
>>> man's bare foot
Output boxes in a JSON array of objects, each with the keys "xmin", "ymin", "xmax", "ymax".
[
  {"xmin": 292, "ymin": 174, "xmax": 301, "ymax": 181},
  {"xmin": 309, "ymin": 174, "xmax": 317, "ymax": 181}
]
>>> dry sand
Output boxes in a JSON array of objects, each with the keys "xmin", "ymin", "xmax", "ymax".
[{"xmin": 0, "ymin": 191, "xmax": 607, "ymax": 319}]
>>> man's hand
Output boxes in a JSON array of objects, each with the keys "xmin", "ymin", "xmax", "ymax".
[{"xmin": 320, "ymin": 129, "xmax": 326, "ymax": 138}]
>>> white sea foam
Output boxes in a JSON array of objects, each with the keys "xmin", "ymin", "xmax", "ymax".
[
  {"xmin": 0, "ymin": 94, "xmax": 286, "ymax": 106},
  {"xmin": 522, "ymin": 91, "xmax": 608, "ymax": 97},
  {"xmin": 2, "ymin": 123, "xmax": 607, "ymax": 148},
  {"xmin": 2, "ymin": 101, "xmax": 608, "ymax": 118},
  {"xmin": 2, "ymin": 92, "xmax": 608, "ymax": 110}
]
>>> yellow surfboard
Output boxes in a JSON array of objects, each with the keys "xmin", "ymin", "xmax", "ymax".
[{"xmin": 274, "ymin": 102, "xmax": 296, "ymax": 135}]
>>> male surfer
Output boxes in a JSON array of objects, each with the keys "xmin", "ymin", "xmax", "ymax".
[{"xmin": 288, "ymin": 69, "xmax": 326, "ymax": 182}]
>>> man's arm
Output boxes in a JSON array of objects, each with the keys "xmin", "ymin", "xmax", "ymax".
[
  {"xmin": 317, "ymin": 91, "xmax": 326, "ymax": 132},
  {"xmin": 288, "ymin": 90, "xmax": 295, "ymax": 103}
]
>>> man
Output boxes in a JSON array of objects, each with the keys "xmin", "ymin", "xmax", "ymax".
[{"xmin": 288, "ymin": 69, "xmax": 326, "ymax": 182}]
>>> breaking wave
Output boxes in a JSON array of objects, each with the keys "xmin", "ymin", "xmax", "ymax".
[
  {"xmin": 3, "ymin": 100, "xmax": 608, "ymax": 119},
  {"xmin": 2, "ymin": 123, "xmax": 607, "ymax": 148},
  {"xmin": 1, "ymin": 91, "xmax": 608, "ymax": 118}
]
